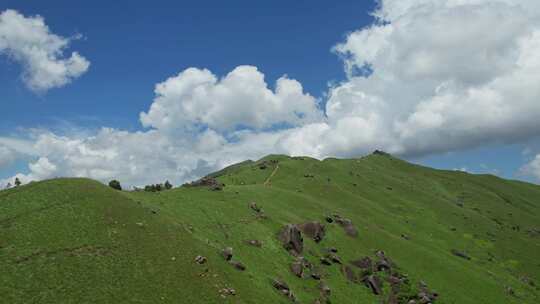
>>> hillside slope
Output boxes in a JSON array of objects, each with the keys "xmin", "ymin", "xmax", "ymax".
[{"xmin": 1, "ymin": 153, "xmax": 539, "ymax": 303}]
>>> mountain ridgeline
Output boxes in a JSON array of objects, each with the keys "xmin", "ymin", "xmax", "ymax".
[{"xmin": 1, "ymin": 152, "xmax": 539, "ymax": 303}]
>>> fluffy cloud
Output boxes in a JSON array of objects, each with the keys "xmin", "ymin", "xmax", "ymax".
[
  {"xmin": 521, "ymin": 154, "xmax": 540, "ymax": 181},
  {"xmin": 0, "ymin": 145, "xmax": 17, "ymax": 168},
  {"xmin": 140, "ymin": 65, "xmax": 322, "ymax": 132},
  {"xmin": 0, "ymin": 9, "xmax": 89, "ymax": 92},
  {"xmin": 3, "ymin": 0, "xmax": 540, "ymax": 187}
]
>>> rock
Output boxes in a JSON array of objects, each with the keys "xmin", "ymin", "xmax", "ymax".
[
  {"xmin": 333, "ymin": 215, "xmax": 358, "ymax": 237},
  {"xmin": 278, "ymin": 224, "xmax": 304, "ymax": 255},
  {"xmin": 376, "ymin": 259, "xmax": 391, "ymax": 271},
  {"xmin": 195, "ymin": 255, "xmax": 207, "ymax": 264},
  {"xmin": 221, "ymin": 247, "xmax": 233, "ymax": 261},
  {"xmin": 326, "ymin": 253, "xmax": 342, "ymax": 264},
  {"xmin": 401, "ymin": 234, "xmax": 410, "ymax": 240},
  {"xmin": 219, "ymin": 287, "xmax": 236, "ymax": 297},
  {"xmin": 325, "ymin": 247, "xmax": 338, "ymax": 254},
  {"xmin": 451, "ymin": 249, "xmax": 471, "ymax": 260},
  {"xmin": 272, "ymin": 279, "xmax": 296, "ymax": 302},
  {"xmin": 299, "ymin": 221, "xmax": 326, "ymax": 243},
  {"xmin": 290, "ymin": 260, "xmax": 304, "ymax": 278},
  {"xmin": 342, "ymin": 265, "xmax": 357, "ymax": 282},
  {"xmin": 351, "ymin": 256, "xmax": 373, "ymax": 270},
  {"xmin": 311, "ymin": 272, "xmax": 322, "ymax": 280},
  {"xmin": 272, "ymin": 279, "xmax": 289, "ymax": 291},
  {"xmin": 229, "ymin": 261, "xmax": 246, "ymax": 271},
  {"xmin": 186, "ymin": 176, "xmax": 224, "ymax": 190},
  {"xmin": 320, "ymin": 257, "xmax": 332, "ymax": 266},
  {"xmin": 244, "ymin": 239, "xmax": 262, "ymax": 247},
  {"xmin": 325, "ymin": 216, "xmax": 333, "ymax": 223},
  {"xmin": 319, "ymin": 281, "xmax": 331, "ymax": 297},
  {"xmin": 249, "ymin": 202, "xmax": 261, "ymax": 213},
  {"xmin": 364, "ymin": 275, "xmax": 383, "ymax": 295}
]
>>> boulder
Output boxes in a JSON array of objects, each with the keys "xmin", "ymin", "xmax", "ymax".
[
  {"xmin": 326, "ymin": 253, "xmax": 342, "ymax": 264},
  {"xmin": 187, "ymin": 176, "xmax": 224, "ymax": 191},
  {"xmin": 194, "ymin": 255, "xmax": 207, "ymax": 264},
  {"xmin": 221, "ymin": 247, "xmax": 233, "ymax": 261},
  {"xmin": 290, "ymin": 259, "xmax": 304, "ymax": 278},
  {"xmin": 376, "ymin": 259, "xmax": 391, "ymax": 272},
  {"xmin": 249, "ymin": 202, "xmax": 261, "ymax": 213},
  {"xmin": 244, "ymin": 239, "xmax": 262, "ymax": 247},
  {"xmin": 299, "ymin": 221, "xmax": 326, "ymax": 243},
  {"xmin": 333, "ymin": 215, "xmax": 358, "ymax": 237},
  {"xmin": 364, "ymin": 275, "xmax": 383, "ymax": 295},
  {"xmin": 451, "ymin": 249, "xmax": 471, "ymax": 260},
  {"xmin": 351, "ymin": 256, "xmax": 373, "ymax": 270},
  {"xmin": 272, "ymin": 279, "xmax": 296, "ymax": 302},
  {"xmin": 229, "ymin": 260, "xmax": 246, "ymax": 271},
  {"xmin": 342, "ymin": 265, "xmax": 357, "ymax": 282},
  {"xmin": 278, "ymin": 224, "xmax": 304, "ymax": 255},
  {"xmin": 319, "ymin": 281, "xmax": 331, "ymax": 297},
  {"xmin": 320, "ymin": 257, "xmax": 332, "ymax": 266}
]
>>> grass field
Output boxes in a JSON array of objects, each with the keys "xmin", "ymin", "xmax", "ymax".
[{"xmin": 1, "ymin": 152, "xmax": 539, "ymax": 303}]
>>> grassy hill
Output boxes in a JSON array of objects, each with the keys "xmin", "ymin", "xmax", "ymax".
[{"xmin": 1, "ymin": 152, "xmax": 539, "ymax": 303}]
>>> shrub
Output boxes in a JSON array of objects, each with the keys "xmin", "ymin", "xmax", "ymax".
[{"xmin": 108, "ymin": 180, "xmax": 122, "ymax": 191}]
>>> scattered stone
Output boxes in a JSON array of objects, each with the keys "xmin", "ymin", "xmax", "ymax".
[
  {"xmin": 319, "ymin": 281, "xmax": 331, "ymax": 297},
  {"xmin": 272, "ymin": 279, "xmax": 296, "ymax": 302},
  {"xmin": 342, "ymin": 265, "xmax": 357, "ymax": 282},
  {"xmin": 299, "ymin": 221, "xmax": 326, "ymax": 243},
  {"xmin": 351, "ymin": 256, "xmax": 373, "ymax": 271},
  {"xmin": 249, "ymin": 202, "xmax": 261, "ymax": 213},
  {"xmin": 219, "ymin": 287, "xmax": 236, "ymax": 297},
  {"xmin": 401, "ymin": 234, "xmax": 410, "ymax": 240},
  {"xmin": 320, "ymin": 257, "xmax": 332, "ymax": 266},
  {"xmin": 376, "ymin": 259, "xmax": 391, "ymax": 271},
  {"xmin": 326, "ymin": 247, "xmax": 338, "ymax": 253},
  {"xmin": 363, "ymin": 274, "xmax": 383, "ymax": 295},
  {"xmin": 186, "ymin": 176, "xmax": 224, "ymax": 191},
  {"xmin": 135, "ymin": 222, "xmax": 145, "ymax": 228},
  {"xmin": 304, "ymin": 174, "xmax": 315, "ymax": 178},
  {"xmin": 278, "ymin": 224, "xmax": 304, "ymax": 255},
  {"xmin": 451, "ymin": 249, "xmax": 471, "ymax": 260},
  {"xmin": 290, "ymin": 259, "xmax": 304, "ymax": 278},
  {"xmin": 324, "ymin": 216, "xmax": 333, "ymax": 223},
  {"xmin": 505, "ymin": 286, "xmax": 515, "ymax": 296},
  {"xmin": 311, "ymin": 272, "xmax": 322, "ymax": 280},
  {"xmin": 195, "ymin": 255, "xmax": 207, "ymax": 264},
  {"xmin": 244, "ymin": 239, "xmax": 262, "ymax": 247},
  {"xmin": 333, "ymin": 215, "xmax": 358, "ymax": 237},
  {"xmin": 229, "ymin": 260, "xmax": 246, "ymax": 271},
  {"xmin": 326, "ymin": 253, "xmax": 342, "ymax": 264},
  {"xmin": 221, "ymin": 247, "xmax": 233, "ymax": 261}
]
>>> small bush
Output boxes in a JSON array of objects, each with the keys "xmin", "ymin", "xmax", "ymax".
[{"xmin": 108, "ymin": 180, "xmax": 122, "ymax": 191}]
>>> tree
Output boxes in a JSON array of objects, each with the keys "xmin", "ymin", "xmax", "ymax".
[
  {"xmin": 164, "ymin": 180, "xmax": 172, "ymax": 190},
  {"xmin": 5, "ymin": 182, "xmax": 12, "ymax": 189},
  {"xmin": 108, "ymin": 180, "xmax": 122, "ymax": 191},
  {"xmin": 14, "ymin": 178, "xmax": 21, "ymax": 187}
]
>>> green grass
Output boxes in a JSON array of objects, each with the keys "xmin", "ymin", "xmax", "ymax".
[{"xmin": 1, "ymin": 153, "xmax": 539, "ymax": 303}]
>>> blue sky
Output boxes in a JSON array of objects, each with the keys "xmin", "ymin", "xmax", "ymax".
[
  {"xmin": 1, "ymin": 0, "xmax": 540, "ymax": 187},
  {"xmin": 1, "ymin": 0, "xmax": 376, "ymax": 131}
]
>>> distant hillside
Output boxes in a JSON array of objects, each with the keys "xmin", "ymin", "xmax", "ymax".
[{"xmin": 1, "ymin": 153, "xmax": 539, "ymax": 303}]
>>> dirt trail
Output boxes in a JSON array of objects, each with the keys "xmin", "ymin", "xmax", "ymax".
[{"xmin": 264, "ymin": 165, "xmax": 280, "ymax": 186}]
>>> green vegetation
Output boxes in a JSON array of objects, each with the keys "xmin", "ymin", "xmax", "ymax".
[
  {"xmin": 1, "ymin": 153, "xmax": 539, "ymax": 303},
  {"xmin": 108, "ymin": 179, "xmax": 122, "ymax": 191}
]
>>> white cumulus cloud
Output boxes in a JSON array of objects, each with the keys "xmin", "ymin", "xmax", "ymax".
[
  {"xmin": 0, "ymin": 9, "xmax": 90, "ymax": 92},
  {"xmin": 140, "ymin": 65, "xmax": 322, "ymax": 132}
]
